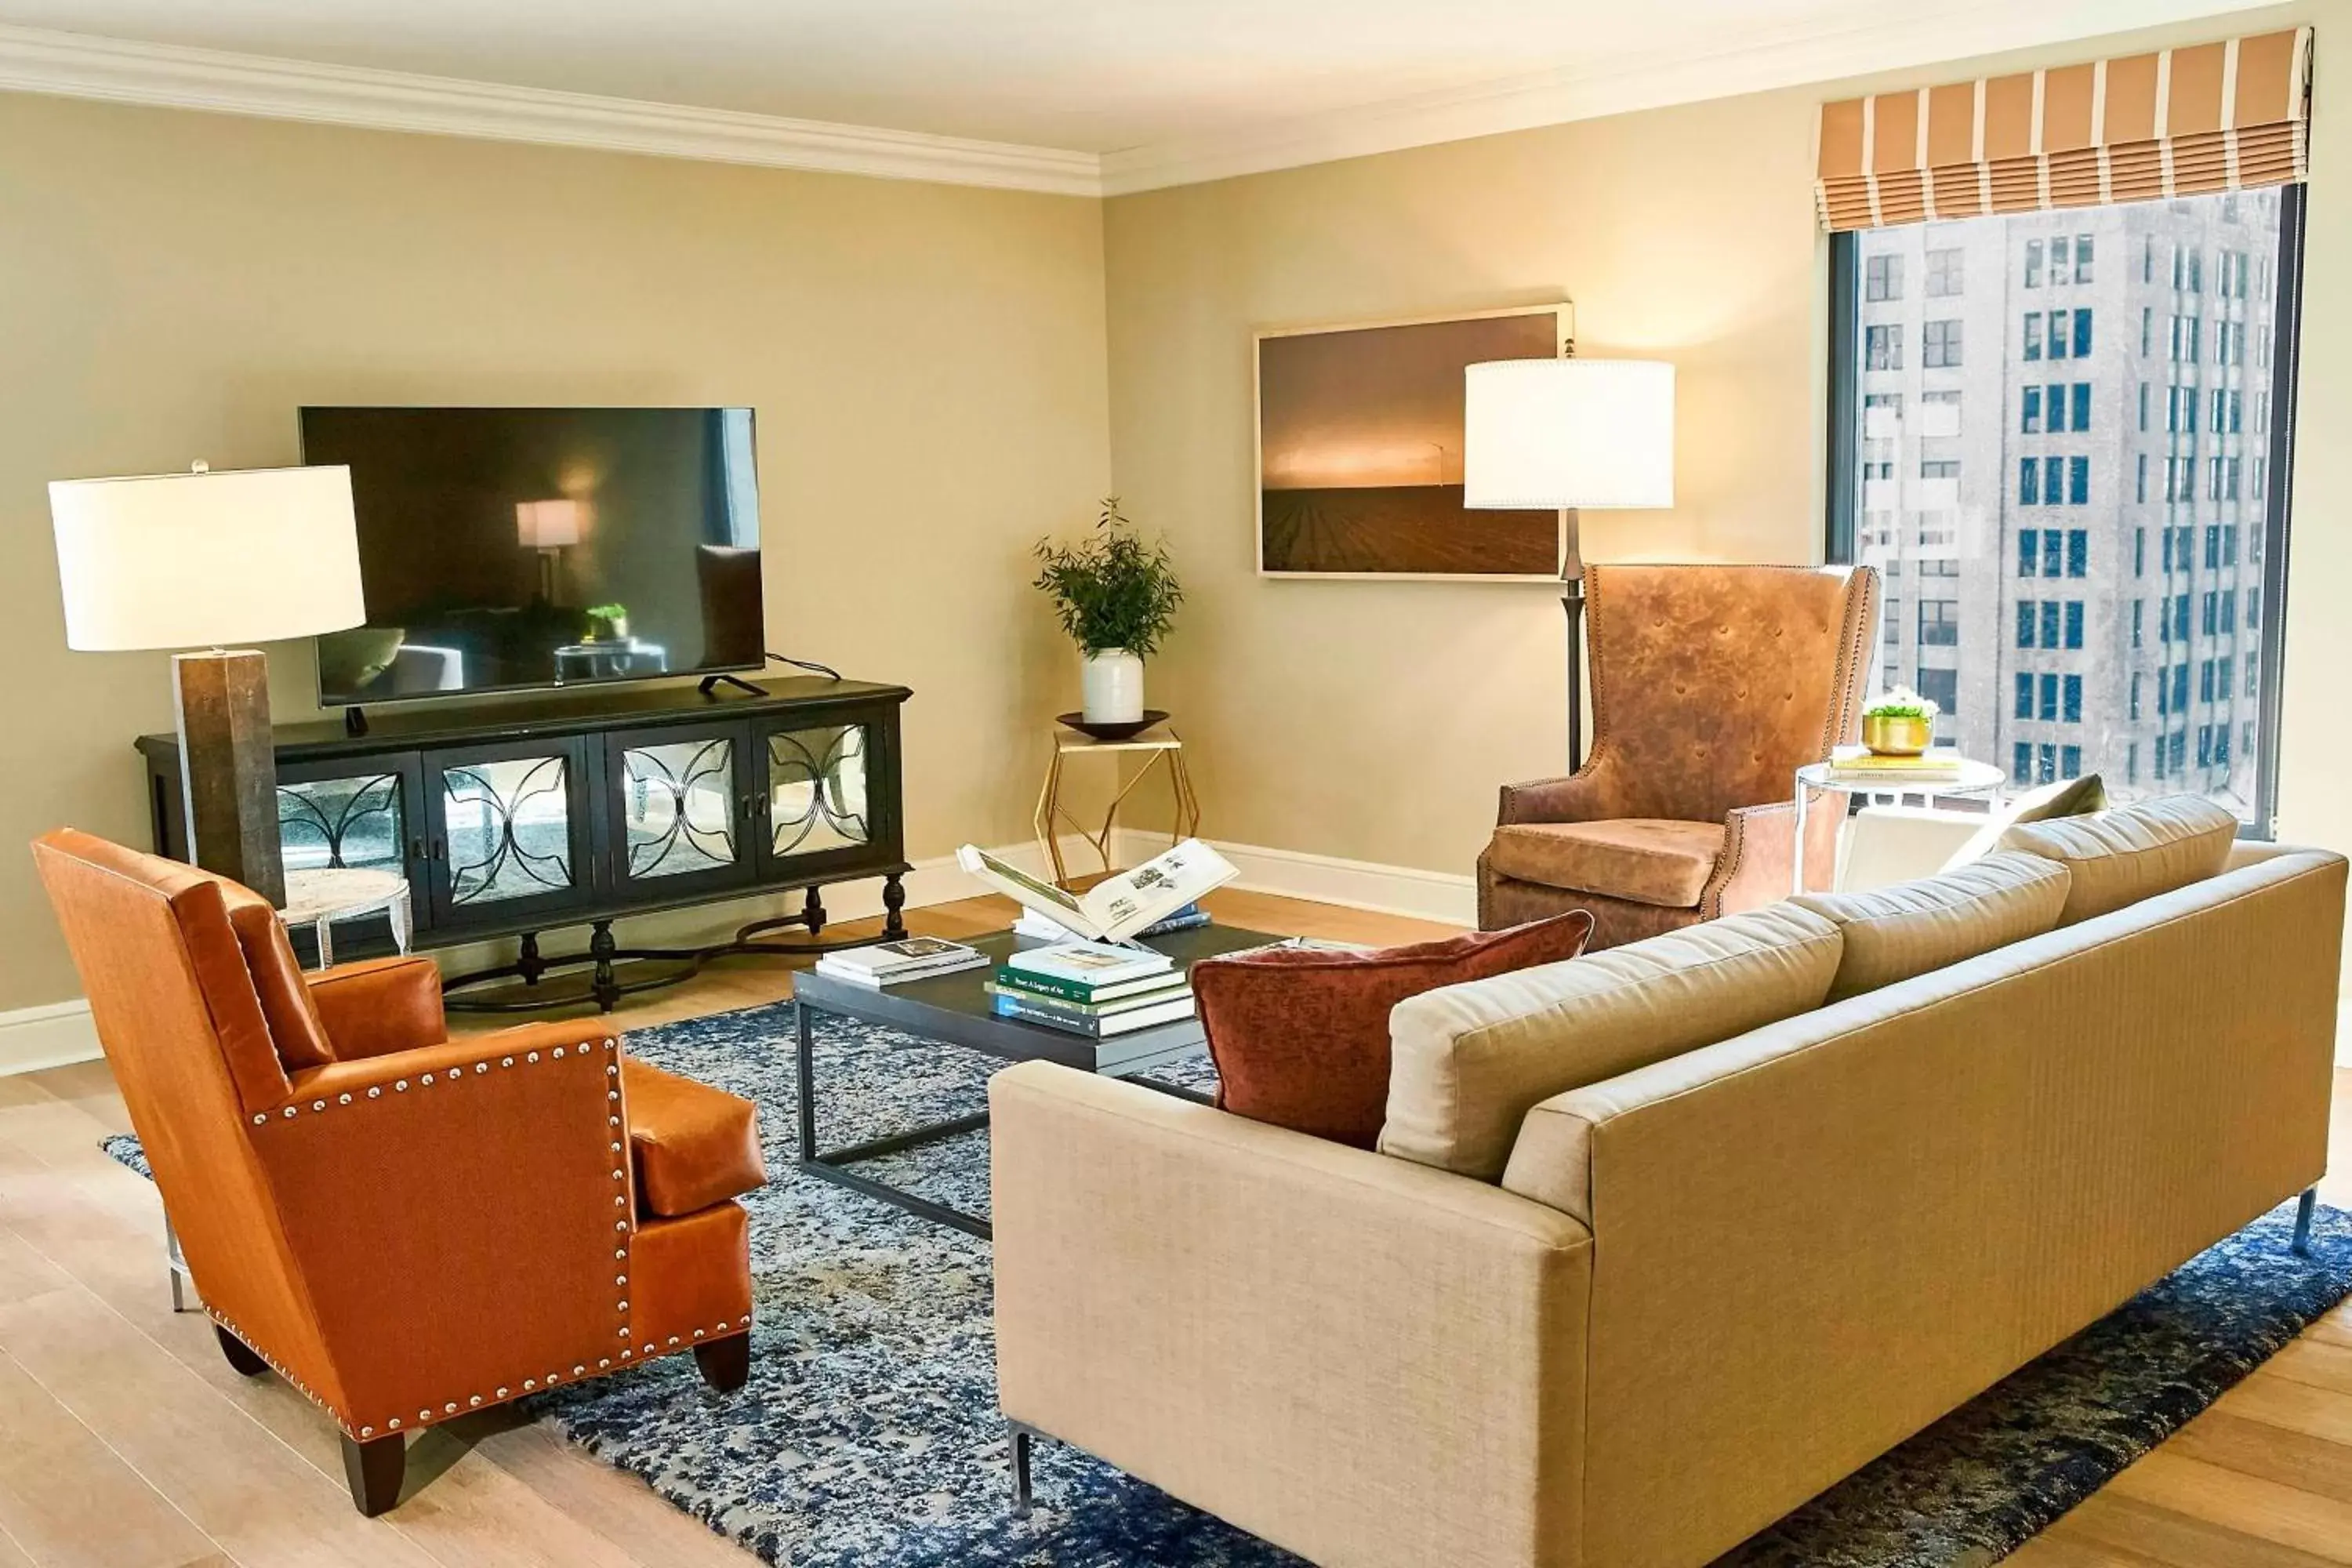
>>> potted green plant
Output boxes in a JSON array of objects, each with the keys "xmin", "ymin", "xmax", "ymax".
[
  {"xmin": 1860, "ymin": 686, "xmax": 1940, "ymax": 755},
  {"xmin": 1033, "ymin": 499, "xmax": 1182, "ymax": 725},
  {"xmin": 584, "ymin": 603, "xmax": 630, "ymax": 643}
]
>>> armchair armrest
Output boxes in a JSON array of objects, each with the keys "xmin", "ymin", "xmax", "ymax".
[
  {"xmin": 306, "ymin": 955, "xmax": 446, "ymax": 1060},
  {"xmin": 251, "ymin": 1019, "xmax": 637, "ymax": 1437},
  {"xmin": 991, "ymin": 1062, "xmax": 1592, "ymax": 1568},
  {"xmin": 1497, "ymin": 760, "xmax": 1630, "ymax": 826},
  {"xmin": 1698, "ymin": 790, "xmax": 1842, "ymax": 916}
]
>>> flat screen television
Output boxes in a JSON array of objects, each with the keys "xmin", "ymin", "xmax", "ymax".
[{"xmin": 300, "ymin": 406, "xmax": 764, "ymax": 706}]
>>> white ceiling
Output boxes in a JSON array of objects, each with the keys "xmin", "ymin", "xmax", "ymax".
[{"xmin": 0, "ymin": 0, "xmax": 2282, "ymax": 191}]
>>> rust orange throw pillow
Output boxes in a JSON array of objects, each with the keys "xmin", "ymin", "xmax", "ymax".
[{"xmin": 1194, "ymin": 910, "xmax": 1596, "ymax": 1149}]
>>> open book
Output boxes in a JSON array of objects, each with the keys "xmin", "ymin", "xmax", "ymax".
[{"xmin": 956, "ymin": 837, "xmax": 1238, "ymax": 945}]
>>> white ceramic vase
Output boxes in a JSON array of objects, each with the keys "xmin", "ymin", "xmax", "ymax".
[{"xmin": 1080, "ymin": 648, "xmax": 1145, "ymax": 724}]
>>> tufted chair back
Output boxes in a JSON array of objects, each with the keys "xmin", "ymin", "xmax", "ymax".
[{"xmin": 1581, "ymin": 564, "xmax": 1878, "ymax": 825}]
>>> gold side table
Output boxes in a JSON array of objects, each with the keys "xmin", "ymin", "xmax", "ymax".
[{"xmin": 1033, "ymin": 722, "xmax": 1201, "ymax": 888}]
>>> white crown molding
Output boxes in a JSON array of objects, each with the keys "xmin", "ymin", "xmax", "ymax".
[
  {"xmin": 0, "ymin": 22, "xmax": 1102, "ymax": 197},
  {"xmin": 1098, "ymin": 0, "xmax": 2285, "ymax": 194}
]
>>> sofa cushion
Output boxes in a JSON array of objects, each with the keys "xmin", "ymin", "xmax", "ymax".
[
  {"xmin": 1486, "ymin": 819, "xmax": 1726, "ymax": 908},
  {"xmin": 1792, "ymin": 851, "xmax": 2072, "ymax": 1002},
  {"xmin": 622, "ymin": 1058, "xmax": 767, "ymax": 1217},
  {"xmin": 1937, "ymin": 774, "xmax": 2108, "ymax": 873},
  {"xmin": 1195, "ymin": 911, "xmax": 1595, "ymax": 1150},
  {"xmin": 1378, "ymin": 903, "xmax": 1843, "ymax": 1181},
  {"xmin": 1999, "ymin": 794, "xmax": 2239, "ymax": 925}
]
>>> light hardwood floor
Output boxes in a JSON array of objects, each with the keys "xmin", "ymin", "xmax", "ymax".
[{"xmin": 0, "ymin": 887, "xmax": 2344, "ymax": 1567}]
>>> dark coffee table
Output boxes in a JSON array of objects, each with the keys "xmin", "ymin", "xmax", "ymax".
[{"xmin": 789, "ymin": 924, "xmax": 1280, "ymax": 1237}]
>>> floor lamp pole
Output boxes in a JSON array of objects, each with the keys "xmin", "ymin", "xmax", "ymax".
[
  {"xmin": 1562, "ymin": 510, "xmax": 1585, "ymax": 773},
  {"xmin": 172, "ymin": 648, "xmax": 286, "ymax": 907}
]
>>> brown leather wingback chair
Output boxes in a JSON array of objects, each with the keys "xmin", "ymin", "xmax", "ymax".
[
  {"xmin": 31, "ymin": 829, "xmax": 768, "ymax": 1516},
  {"xmin": 1478, "ymin": 564, "xmax": 1879, "ymax": 947}
]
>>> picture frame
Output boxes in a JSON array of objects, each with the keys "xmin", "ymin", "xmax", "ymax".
[{"xmin": 1254, "ymin": 301, "xmax": 1575, "ymax": 581}]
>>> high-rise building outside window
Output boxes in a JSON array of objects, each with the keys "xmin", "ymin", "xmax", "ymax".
[{"xmin": 1831, "ymin": 189, "xmax": 2303, "ymax": 827}]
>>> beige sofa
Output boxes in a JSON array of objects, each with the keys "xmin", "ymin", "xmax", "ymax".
[{"xmin": 990, "ymin": 806, "xmax": 2345, "ymax": 1568}]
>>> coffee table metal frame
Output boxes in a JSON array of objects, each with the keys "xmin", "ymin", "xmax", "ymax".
[{"xmin": 789, "ymin": 926, "xmax": 1273, "ymax": 1239}]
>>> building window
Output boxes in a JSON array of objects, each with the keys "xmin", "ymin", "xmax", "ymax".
[
  {"xmin": 1832, "ymin": 187, "xmax": 2300, "ymax": 828},
  {"xmin": 1865, "ymin": 254, "xmax": 1904, "ymax": 300},
  {"xmin": 2062, "ymin": 744, "xmax": 2083, "ymax": 779},
  {"xmin": 1923, "ymin": 319, "xmax": 1962, "ymax": 368},
  {"xmin": 1917, "ymin": 666, "xmax": 1958, "ymax": 715},
  {"xmin": 1926, "ymin": 248, "xmax": 1963, "ymax": 296}
]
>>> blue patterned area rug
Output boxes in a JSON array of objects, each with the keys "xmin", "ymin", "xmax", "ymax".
[{"xmin": 102, "ymin": 1000, "xmax": 2351, "ymax": 1568}]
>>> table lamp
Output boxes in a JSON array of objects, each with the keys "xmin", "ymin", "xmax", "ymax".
[
  {"xmin": 49, "ymin": 462, "xmax": 365, "ymax": 906},
  {"xmin": 1464, "ymin": 358, "xmax": 1675, "ymax": 767}
]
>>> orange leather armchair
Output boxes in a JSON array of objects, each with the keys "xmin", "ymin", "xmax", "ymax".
[
  {"xmin": 32, "ymin": 829, "xmax": 768, "ymax": 1515},
  {"xmin": 1479, "ymin": 564, "xmax": 1879, "ymax": 947}
]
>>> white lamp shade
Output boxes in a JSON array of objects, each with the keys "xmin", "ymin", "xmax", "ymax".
[
  {"xmin": 49, "ymin": 464, "xmax": 365, "ymax": 650},
  {"xmin": 1463, "ymin": 358, "xmax": 1676, "ymax": 510},
  {"xmin": 516, "ymin": 498, "xmax": 583, "ymax": 548}
]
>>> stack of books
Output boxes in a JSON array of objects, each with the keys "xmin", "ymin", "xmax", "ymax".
[
  {"xmin": 1012, "ymin": 901, "xmax": 1209, "ymax": 942},
  {"xmin": 1825, "ymin": 745, "xmax": 1968, "ymax": 784},
  {"xmin": 813, "ymin": 937, "xmax": 989, "ymax": 988},
  {"xmin": 986, "ymin": 940, "xmax": 1196, "ymax": 1037}
]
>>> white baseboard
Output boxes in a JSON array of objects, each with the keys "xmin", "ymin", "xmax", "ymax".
[{"xmin": 0, "ymin": 999, "xmax": 102, "ymax": 1076}]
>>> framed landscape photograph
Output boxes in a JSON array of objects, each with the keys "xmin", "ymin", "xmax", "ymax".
[{"xmin": 1254, "ymin": 302, "xmax": 1573, "ymax": 579}]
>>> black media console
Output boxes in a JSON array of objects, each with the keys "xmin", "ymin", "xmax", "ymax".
[{"xmin": 136, "ymin": 676, "xmax": 912, "ymax": 1013}]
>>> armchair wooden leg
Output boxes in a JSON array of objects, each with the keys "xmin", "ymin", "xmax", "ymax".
[
  {"xmin": 693, "ymin": 1331, "xmax": 752, "ymax": 1392},
  {"xmin": 340, "ymin": 1432, "xmax": 405, "ymax": 1517},
  {"xmin": 213, "ymin": 1324, "xmax": 267, "ymax": 1377}
]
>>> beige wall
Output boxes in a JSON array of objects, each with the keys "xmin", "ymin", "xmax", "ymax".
[
  {"xmin": 1102, "ymin": 5, "xmax": 2349, "ymax": 893},
  {"xmin": 0, "ymin": 93, "xmax": 1110, "ymax": 1011}
]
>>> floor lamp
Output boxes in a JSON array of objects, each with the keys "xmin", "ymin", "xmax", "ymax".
[
  {"xmin": 49, "ymin": 463, "xmax": 365, "ymax": 907},
  {"xmin": 1463, "ymin": 358, "xmax": 1676, "ymax": 770}
]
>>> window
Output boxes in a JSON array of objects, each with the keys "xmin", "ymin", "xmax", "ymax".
[
  {"xmin": 1926, "ymin": 248, "xmax": 1963, "ymax": 296},
  {"xmin": 1883, "ymin": 599, "xmax": 1900, "ymax": 644},
  {"xmin": 1923, "ymin": 319, "xmax": 1962, "ymax": 368},
  {"xmin": 1865, "ymin": 254, "xmax": 1903, "ymax": 300},
  {"xmin": 1920, "ymin": 459, "xmax": 1959, "ymax": 480},
  {"xmin": 1916, "ymin": 666, "xmax": 1958, "ymax": 714},
  {"xmin": 1834, "ymin": 187, "xmax": 2301, "ymax": 829}
]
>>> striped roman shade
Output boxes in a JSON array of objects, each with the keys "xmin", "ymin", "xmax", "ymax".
[{"xmin": 1816, "ymin": 27, "xmax": 2311, "ymax": 231}]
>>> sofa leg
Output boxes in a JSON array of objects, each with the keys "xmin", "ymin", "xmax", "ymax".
[
  {"xmin": 693, "ymin": 1331, "xmax": 751, "ymax": 1392},
  {"xmin": 340, "ymin": 1432, "xmax": 405, "ymax": 1517},
  {"xmin": 2292, "ymin": 1187, "xmax": 2318, "ymax": 1258},
  {"xmin": 213, "ymin": 1324, "xmax": 268, "ymax": 1377},
  {"xmin": 1011, "ymin": 1423, "xmax": 1033, "ymax": 1519}
]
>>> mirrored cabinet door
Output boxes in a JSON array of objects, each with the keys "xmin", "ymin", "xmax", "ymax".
[
  {"xmin": 607, "ymin": 726, "xmax": 754, "ymax": 895},
  {"xmin": 276, "ymin": 770, "xmax": 409, "ymax": 875},
  {"xmin": 763, "ymin": 723, "xmax": 872, "ymax": 864},
  {"xmin": 423, "ymin": 740, "xmax": 593, "ymax": 924}
]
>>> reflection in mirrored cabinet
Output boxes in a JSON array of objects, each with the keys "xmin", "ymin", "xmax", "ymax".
[
  {"xmin": 623, "ymin": 735, "xmax": 739, "ymax": 880},
  {"xmin": 766, "ymin": 724, "xmax": 869, "ymax": 857},
  {"xmin": 442, "ymin": 753, "xmax": 576, "ymax": 906},
  {"xmin": 278, "ymin": 772, "xmax": 407, "ymax": 874}
]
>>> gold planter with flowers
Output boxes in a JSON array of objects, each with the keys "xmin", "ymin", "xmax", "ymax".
[{"xmin": 1859, "ymin": 687, "xmax": 1940, "ymax": 756}]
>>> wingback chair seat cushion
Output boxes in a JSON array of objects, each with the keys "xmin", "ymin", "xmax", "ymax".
[
  {"xmin": 1486, "ymin": 819, "xmax": 1727, "ymax": 908},
  {"xmin": 620, "ymin": 1058, "xmax": 768, "ymax": 1217}
]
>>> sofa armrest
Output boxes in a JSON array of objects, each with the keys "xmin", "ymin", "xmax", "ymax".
[
  {"xmin": 306, "ymin": 955, "xmax": 446, "ymax": 1060},
  {"xmin": 251, "ymin": 1021, "xmax": 636, "ymax": 1436},
  {"xmin": 990, "ymin": 1062, "xmax": 1592, "ymax": 1568}
]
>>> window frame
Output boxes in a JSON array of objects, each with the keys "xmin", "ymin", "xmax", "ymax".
[{"xmin": 1824, "ymin": 185, "xmax": 2307, "ymax": 837}]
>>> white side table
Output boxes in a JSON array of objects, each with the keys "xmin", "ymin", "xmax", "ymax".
[
  {"xmin": 280, "ymin": 867, "xmax": 413, "ymax": 969},
  {"xmin": 1791, "ymin": 758, "xmax": 2005, "ymax": 895}
]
